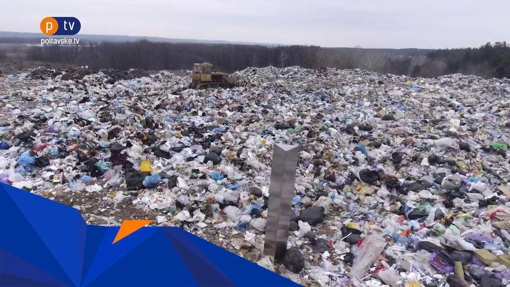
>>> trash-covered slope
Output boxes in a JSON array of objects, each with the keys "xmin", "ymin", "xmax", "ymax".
[{"xmin": 1, "ymin": 66, "xmax": 510, "ymax": 287}]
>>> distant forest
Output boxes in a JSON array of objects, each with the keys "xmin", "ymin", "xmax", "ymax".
[{"xmin": 1, "ymin": 40, "xmax": 509, "ymax": 79}]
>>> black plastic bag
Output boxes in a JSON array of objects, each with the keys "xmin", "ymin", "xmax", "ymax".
[
  {"xmin": 125, "ymin": 171, "xmax": 147, "ymax": 190},
  {"xmin": 283, "ymin": 247, "xmax": 304, "ymax": 274},
  {"xmin": 34, "ymin": 156, "xmax": 50, "ymax": 168},
  {"xmin": 359, "ymin": 169, "xmax": 380, "ymax": 184}
]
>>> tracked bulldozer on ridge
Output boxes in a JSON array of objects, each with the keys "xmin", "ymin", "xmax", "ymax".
[{"xmin": 188, "ymin": 62, "xmax": 236, "ymax": 89}]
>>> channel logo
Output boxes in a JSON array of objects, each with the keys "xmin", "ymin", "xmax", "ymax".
[{"xmin": 40, "ymin": 17, "xmax": 81, "ymax": 36}]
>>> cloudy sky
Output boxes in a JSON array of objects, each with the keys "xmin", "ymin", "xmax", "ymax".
[{"xmin": 1, "ymin": 0, "xmax": 509, "ymax": 48}]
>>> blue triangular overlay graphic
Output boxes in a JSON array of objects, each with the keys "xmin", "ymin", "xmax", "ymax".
[
  {"xmin": 77, "ymin": 213, "xmax": 87, "ymax": 285},
  {"xmin": 1, "ymin": 183, "xmax": 302, "ymax": 287},
  {"xmin": 81, "ymin": 226, "xmax": 157, "ymax": 286},
  {"xmin": 1, "ymin": 183, "xmax": 85, "ymax": 287},
  {"xmin": 0, "ymin": 273, "xmax": 63, "ymax": 287},
  {"xmin": 80, "ymin": 226, "xmax": 108, "ymax": 286},
  {"xmin": 164, "ymin": 228, "xmax": 236, "ymax": 287},
  {"xmin": 0, "ymin": 184, "xmax": 75, "ymax": 286},
  {"xmin": 0, "ymin": 249, "xmax": 69, "ymax": 287},
  {"xmin": 180, "ymin": 229, "xmax": 301, "ymax": 287},
  {"xmin": 85, "ymin": 228, "xmax": 199, "ymax": 287}
]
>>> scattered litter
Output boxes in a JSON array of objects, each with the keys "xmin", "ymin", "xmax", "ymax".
[{"xmin": 2, "ymin": 66, "xmax": 510, "ymax": 286}]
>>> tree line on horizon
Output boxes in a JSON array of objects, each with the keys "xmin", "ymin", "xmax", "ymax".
[{"xmin": 1, "ymin": 40, "xmax": 509, "ymax": 79}]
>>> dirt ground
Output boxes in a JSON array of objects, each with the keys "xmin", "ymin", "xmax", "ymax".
[{"xmin": 49, "ymin": 189, "xmax": 266, "ymax": 264}]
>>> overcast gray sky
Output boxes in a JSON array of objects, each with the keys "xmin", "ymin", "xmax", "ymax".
[{"xmin": 1, "ymin": 0, "xmax": 509, "ymax": 48}]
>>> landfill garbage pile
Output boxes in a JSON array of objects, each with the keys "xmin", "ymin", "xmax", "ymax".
[
  {"xmin": 23, "ymin": 67, "xmax": 155, "ymax": 82},
  {"xmin": 2, "ymin": 66, "xmax": 510, "ymax": 287}
]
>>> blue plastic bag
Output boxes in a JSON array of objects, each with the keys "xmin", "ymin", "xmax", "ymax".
[
  {"xmin": 143, "ymin": 174, "xmax": 162, "ymax": 187},
  {"xmin": 236, "ymin": 222, "xmax": 247, "ymax": 232},
  {"xmin": 0, "ymin": 141, "xmax": 9, "ymax": 150},
  {"xmin": 227, "ymin": 183, "xmax": 240, "ymax": 190},
  {"xmin": 18, "ymin": 153, "xmax": 35, "ymax": 166},
  {"xmin": 211, "ymin": 171, "xmax": 224, "ymax": 181},
  {"xmin": 212, "ymin": 127, "xmax": 226, "ymax": 133},
  {"xmin": 356, "ymin": 144, "xmax": 368, "ymax": 155},
  {"xmin": 50, "ymin": 147, "xmax": 59, "ymax": 156}
]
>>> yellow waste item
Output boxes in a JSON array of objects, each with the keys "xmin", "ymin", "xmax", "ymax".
[
  {"xmin": 405, "ymin": 282, "xmax": 423, "ymax": 287},
  {"xmin": 355, "ymin": 183, "xmax": 375, "ymax": 195},
  {"xmin": 140, "ymin": 160, "xmax": 152, "ymax": 173},
  {"xmin": 345, "ymin": 222, "xmax": 360, "ymax": 230}
]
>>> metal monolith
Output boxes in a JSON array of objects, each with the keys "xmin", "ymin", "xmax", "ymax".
[{"xmin": 263, "ymin": 143, "xmax": 300, "ymax": 262}]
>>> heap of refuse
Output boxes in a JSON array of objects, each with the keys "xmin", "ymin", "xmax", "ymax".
[{"xmin": 2, "ymin": 66, "xmax": 510, "ymax": 287}]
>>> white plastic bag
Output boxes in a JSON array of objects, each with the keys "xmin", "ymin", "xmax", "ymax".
[
  {"xmin": 298, "ymin": 220, "xmax": 311, "ymax": 236},
  {"xmin": 378, "ymin": 269, "xmax": 400, "ymax": 287},
  {"xmin": 223, "ymin": 206, "xmax": 240, "ymax": 224},
  {"xmin": 350, "ymin": 233, "xmax": 387, "ymax": 279},
  {"xmin": 72, "ymin": 181, "xmax": 86, "ymax": 192}
]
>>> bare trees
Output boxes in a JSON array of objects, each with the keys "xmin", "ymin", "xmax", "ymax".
[
  {"xmin": 279, "ymin": 51, "xmax": 288, "ymax": 68},
  {"xmin": 13, "ymin": 47, "xmax": 24, "ymax": 70},
  {"xmin": 352, "ymin": 48, "xmax": 387, "ymax": 73},
  {"xmin": 316, "ymin": 49, "xmax": 354, "ymax": 70},
  {"xmin": 458, "ymin": 62, "xmax": 493, "ymax": 78},
  {"xmin": 251, "ymin": 52, "xmax": 259, "ymax": 67},
  {"xmin": 24, "ymin": 40, "xmax": 510, "ymax": 79}
]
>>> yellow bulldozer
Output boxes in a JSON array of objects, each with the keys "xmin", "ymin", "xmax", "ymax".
[{"xmin": 189, "ymin": 62, "xmax": 236, "ymax": 89}]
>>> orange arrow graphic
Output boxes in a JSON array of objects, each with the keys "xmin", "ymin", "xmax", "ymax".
[{"xmin": 113, "ymin": 220, "xmax": 153, "ymax": 244}]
